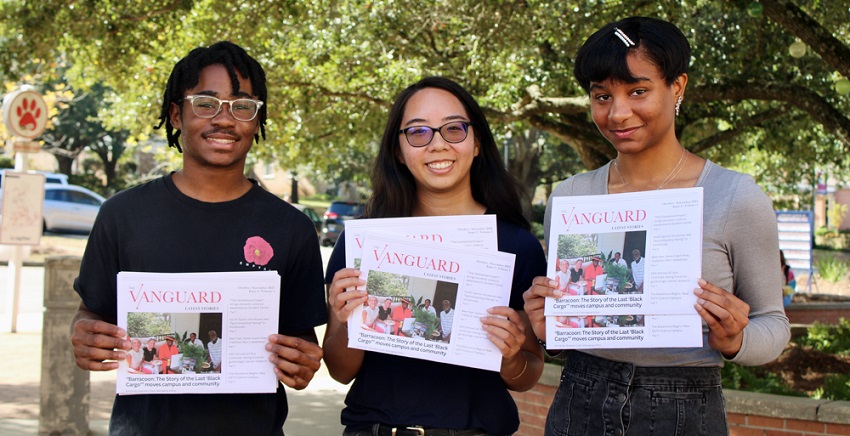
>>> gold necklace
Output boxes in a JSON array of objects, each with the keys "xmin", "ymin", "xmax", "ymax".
[{"xmin": 612, "ymin": 148, "xmax": 688, "ymax": 191}]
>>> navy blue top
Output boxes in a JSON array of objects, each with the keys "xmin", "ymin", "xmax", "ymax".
[{"xmin": 325, "ymin": 216, "xmax": 546, "ymax": 434}]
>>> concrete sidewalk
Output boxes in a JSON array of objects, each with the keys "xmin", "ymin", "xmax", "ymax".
[{"xmin": 0, "ymin": 260, "xmax": 348, "ymax": 435}]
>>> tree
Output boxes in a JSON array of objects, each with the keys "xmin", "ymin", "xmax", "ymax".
[
  {"xmin": 40, "ymin": 83, "xmax": 103, "ymax": 176},
  {"xmin": 38, "ymin": 80, "xmax": 132, "ymax": 191},
  {"xmin": 3, "ymin": 1, "xmax": 848, "ymax": 205},
  {"xmin": 126, "ymin": 312, "xmax": 171, "ymax": 338},
  {"xmin": 88, "ymin": 128, "xmax": 130, "ymax": 190},
  {"xmin": 365, "ymin": 271, "xmax": 409, "ymax": 297}
]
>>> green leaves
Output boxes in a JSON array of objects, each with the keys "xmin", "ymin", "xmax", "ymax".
[{"xmin": 2, "ymin": 0, "xmax": 849, "ymax": 200}]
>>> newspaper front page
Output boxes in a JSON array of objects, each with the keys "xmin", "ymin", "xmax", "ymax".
[
  {"xmin": 544, "ymin": 188, "xmax": 705, "ymax": 349},
  {"xmin": 348, "ymin": 230, "xmax": 515, "ymax": 371},
  {"xmin": 116, "ymin": 271, "xmax": 280, "ymax": 395}
]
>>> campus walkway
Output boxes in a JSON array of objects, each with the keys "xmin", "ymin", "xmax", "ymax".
[{"xmin": 0, "ymin": 247, "xmax": 348, "ymax": 435}]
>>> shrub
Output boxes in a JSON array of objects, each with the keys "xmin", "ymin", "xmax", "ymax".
[
  {"xmin": 815, "ymin": 255, "xmax": 849, "ymax": 283},
  {"xmin": 720, "ymin": 363, "xmax": 803, "ymax": 397},
  {"xmin": 813, "ymin": 373, "xmax": 850, "ymax": 401},
  {"xmin": 531, "ymin": 222, "xmax": 545, "ymax": 240},
  {"xmin": 796, "ymin": 318, "xmax": 850, "ymax": 356},
  {"xmin": 827, "ymin": 203, "xmax": 848, "ymax": 230}
]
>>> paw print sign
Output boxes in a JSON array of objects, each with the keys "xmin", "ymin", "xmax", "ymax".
[{"xmin": 2, "ymin": 89, "xmax": 48, "ymax": 139}]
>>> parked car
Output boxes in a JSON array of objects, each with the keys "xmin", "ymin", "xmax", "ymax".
[
  {"xmin": 0, "ymin": 169, "xmax": 69, "ymax": 187},
  {"xmin": 292, "ymin": 203, "xmax": 322, "ymax": 241},
  {"xmin": 42, "ymin": 183, "xmax": 106, "ymax": 233},
  {"xmin": 321, "ymin": 201, "xmax": 364, "ymax": 246}
]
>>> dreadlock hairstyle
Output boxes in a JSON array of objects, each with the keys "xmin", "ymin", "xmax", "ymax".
[
  {"xmin": 366, "ymin": 76, "xmax": 530, "ymax": 230},
  {"xmin": 154, "ymin": 41, "xmax": 267, "ymax": 152}
]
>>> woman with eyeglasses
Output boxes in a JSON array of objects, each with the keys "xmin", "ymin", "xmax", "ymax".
[
  {"xmin": 323, "ymin": 77, "xmax": 547, "ymax": 436},
  {"xmin": 523, "ymin": 17, "xmax": 789, "ymax": 435}
]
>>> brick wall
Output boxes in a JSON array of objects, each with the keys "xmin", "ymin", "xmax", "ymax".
[{"xmin": 513, "ymin": 364, "xmax": 850, "ymax": 436}]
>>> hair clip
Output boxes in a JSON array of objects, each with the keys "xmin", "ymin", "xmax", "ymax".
[{"xmin": 613, "ymin": 28, "xmax": 636, "ymax": 47}]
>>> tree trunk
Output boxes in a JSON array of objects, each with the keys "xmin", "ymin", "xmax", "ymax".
[{"xmin": 55, "ymin": 156, "xmax": 74, "ymax": 178}]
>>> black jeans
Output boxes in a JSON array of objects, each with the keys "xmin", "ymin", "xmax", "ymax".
[{"xmin": 545, "ymin": 351, "xmax": 727, "ymax": 436}]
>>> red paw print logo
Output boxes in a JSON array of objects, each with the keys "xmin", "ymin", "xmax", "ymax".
[
  {"xmin": 3, "ymin": 90, "xmax": 47, "ymax": 139},
  {"xmin": 17, "ymin": 98, "xmax": 41, "ymax": 132}
]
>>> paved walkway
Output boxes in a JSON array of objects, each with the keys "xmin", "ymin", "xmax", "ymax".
[{"xmin": 0, "ymin": 248, "xmax": 349, "ymax": 435}]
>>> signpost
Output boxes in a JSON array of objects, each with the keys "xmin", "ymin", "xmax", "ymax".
[{"xmin": 2, "ymin": 86, "xmax": 48, "ymax": 332}]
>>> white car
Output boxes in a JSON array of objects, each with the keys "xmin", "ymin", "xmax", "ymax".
[
  {"xmin": 42, "ymin": 183, "xmax": 105, "ymax": 233},
  {"xmin": 0, "ymin": 169, "xmax": 69, "ymax": 186}
]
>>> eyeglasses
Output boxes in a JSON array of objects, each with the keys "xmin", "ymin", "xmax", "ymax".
[
  {"xmin": 183, "ymin": 95, "xmax": 264, "ymax": 122},
  {"xmin": 398, "ymin": 121, "xmax": 472, "ymax": 147}
]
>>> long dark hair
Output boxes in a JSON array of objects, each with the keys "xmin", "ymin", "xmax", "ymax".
[
  {"xmin": 573, "ymin": 16, "xmax": 690, "ymax": 93},
  {"xmin": 366, "ymin": 76, "xmax": 529, "ymax": 229},
  {"xmin": 154, "ymin": 41, "xmax": 267, "ymax": 152}
]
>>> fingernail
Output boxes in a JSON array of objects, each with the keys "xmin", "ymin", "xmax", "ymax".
[
  {"xmin": 554, "ymin": 290, "xmax": 563, "ymax": 298},
  {"xmin": 698, "ymin": 298, "xmax": 706, "ymax": 305},
  {"xmin": 548, "ymin": 280, "xmax": 557, "ymax": 287},
  {"xmin": 694, "ymin": 288, "xmax": 703, "ymax": 295},
  {"xmin": 698, "ymin": 278, "xmax": 706, "ymax": 286}
]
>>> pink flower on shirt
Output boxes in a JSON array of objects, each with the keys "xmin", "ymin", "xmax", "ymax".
[{"xmin": 243, "ymin": 236, "xmax": 274, "ymax": 266}]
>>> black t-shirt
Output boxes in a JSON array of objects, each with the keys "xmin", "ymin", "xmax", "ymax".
[
  {"xmin": 74, "ymin": 174, "xmax": 327, "ymax": 435},
  {"xmin": 324, "ymin": 215, "xmax": 546, "ymax": 434},
  {"xmin": 378, "ymin": 306, "xmax": 392, "ymax": 321},
  {"xmin": 142, "ymin": 347, "xmax": 157, "ymax": 362},
  {"xmin": 570, "ymin": 267, "xmax": 583, "ymax": 282}
]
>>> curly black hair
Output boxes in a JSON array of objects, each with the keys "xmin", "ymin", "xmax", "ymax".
[{"xmin": 154, "ymin": 41, "xmax": 267, "ymax": 152}]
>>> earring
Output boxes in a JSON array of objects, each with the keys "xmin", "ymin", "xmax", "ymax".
[{"xmin": 675, "ymin": 95, "xmax": 683, "ymax": 116}]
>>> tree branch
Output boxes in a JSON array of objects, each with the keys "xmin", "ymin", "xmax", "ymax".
[
  {"xmin": 689, "ymin": 81, "xmax": 850, "ymax": 148},
  {"xmin": 758, "ymin": 0, "xmax": 850, "ymax": 79},
  {"xmin": 281, "ymin": 81, "xmax": 390, "ymax": 108},
  {"xmin": 688, "ymin": 106, "xmax": 790, "ymax": 154}
]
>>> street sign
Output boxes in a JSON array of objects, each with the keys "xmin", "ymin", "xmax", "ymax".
[
  {"xmin": 0, "ymin": 171, "xmax": 46, "ymax": 245},
  {"xmin": 2, "ymin": 88, "xmax": 48, "ymax": 139}
]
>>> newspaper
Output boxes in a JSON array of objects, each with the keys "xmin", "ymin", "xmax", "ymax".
[
  {"xmin": 343, "ymin": 215, "xmax": 498, "ymax": 268},
  {"xmin": 544, "ymin": 188, "xmax": 705, "ymax": 349},
  {"xmin": 349, "ymin": 232, "xmax": 515, "ymax": 371},
  {"xmin": 116, "ymin": 271, "xmax": 280, "ymax": 395}
]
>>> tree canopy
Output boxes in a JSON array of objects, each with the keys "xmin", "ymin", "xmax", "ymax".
[{"xmin": 2, "ymin": 0, "xmax": 848, "ymax": 202}]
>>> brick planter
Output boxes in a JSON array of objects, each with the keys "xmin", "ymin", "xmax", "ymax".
[
  {"xmin": 785, "ymin": 302, "xmax": 850, "ymax": 325},
  {"xmin": 512, "ymin": 363, "xmax": 850, "ymax": 436}
]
